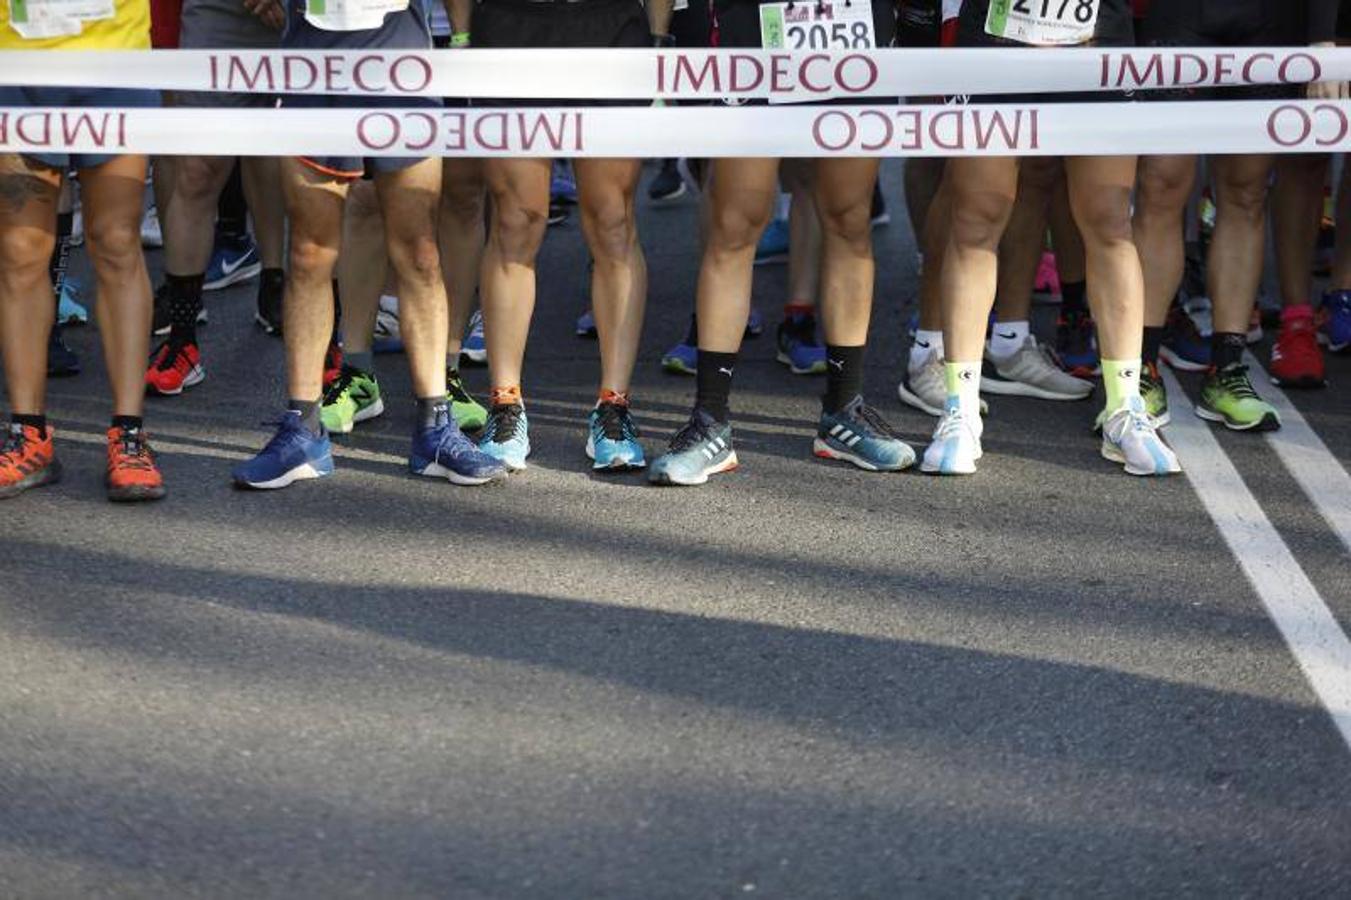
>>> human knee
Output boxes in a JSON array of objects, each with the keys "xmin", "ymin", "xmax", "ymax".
[
  {"xmin": 174, "ymin": 157, "xmax": 229, "ymax": 204},
  {"xmin": 1074, "ymin": 187, "xmax": 1134, "ymax": 245},
  {"xmin": 85, "ymin": 216, "xmax": 143, "ymax": 278},
  {"xmin": 948, "ymin": 189, "xmax": 1013, "ymax": 250},
  {"xmin": 288, "ymin": 232, "xmax": 339, "ymax": 280},
  {"xmin": 0, "ymin": 227, "xmax": 54, "ymax": 284},
  {"xmin": 388, "ymin": 232, "xmax": 441, "ymax": 284},
  {"xmin": 489, "ymin": 197, "xmax": 546, "ymax": 262},
  {"xmin": 581, "ymin": 196, "xmax": 636, "ymax": 262}
]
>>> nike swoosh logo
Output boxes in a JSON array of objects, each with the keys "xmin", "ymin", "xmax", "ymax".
[
  {"xmin": 914, "ymin": 340, "xmax": 931, "ymax": 349},
  {"xmin": 997, "ymin": 331, "xmax": 1019, "ymax": 340},
  {"xmin": 217, "ymin": 252, "xmax": 254, "ymax": 277}
]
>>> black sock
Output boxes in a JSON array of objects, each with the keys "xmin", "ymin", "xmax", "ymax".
[
  {"xmin": 49, "ymin": 211, "xmax": 74, "ymax": 299},
  {"xmin": 258, "ymin": 267, "xmax": 283, "ymax": 301},
  {"xmin": 684, "ymin": 314, "xmax": 698, "ymax": 345},
  {"xmin": 416, "ymin": 396, "xmax": 450, "ymax": 430},
  {"xmin": 1061, "ymin": 279, "xmax": 1087, "ymax": 316},
  {"xmin": 1211, "ymin": 331, "xmax": 1246, "ymax": 370},
  {"xmin": 288, "ymin": 399, "xmax": 322, "ymax": 434},
  {"xmin": 331, "ymin": 279, "xmax": 342, "ymax": 337},
  {"xmin": 11, "ymin": 413, "xmax": 47, "ymax": 438},
  {"xmin": 111, "ymin": 415, "xmax": 143, "ymax": 432},
  {"xmin": 695, "ymin": 349, "xmax": 738, "ymax": 422},
  {"xmin": 217, "ymin": 162, "xmax": 248, "ymax": 242},
  {"xmin": 823, "ymin": 344, "xmax": 865, "ymax": 414},
  {"xmin": 1143, "ymin": 326, "xmax": 1165, "ymax": 365},
  {"xmin": 164, "ymin": 272, "xmax": 205, "ymax": 342}
]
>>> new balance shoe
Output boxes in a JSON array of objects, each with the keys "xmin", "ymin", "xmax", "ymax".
[
  {"xmin": 233, "ymin": 412, "xmax": 333, "ymax": 489},
  {"xmin": 320, "ymin": 366, "xmax": 384, "ymax": 434},
  {"xmin": 648, "ymin": 158, "xmax": 687, "ymax": 202},
  {"xmin": 648, "ymin": 409, "xmax": 737, "ymax": 486},
  {"xmin": 152, "ymin": 282, "xmax": 207, "ymax": 337},
  {"xmin": 478, "ymin": 402, "xmax": 530, "ymax": 470},
  {"xmin": 106, "ymin": 425, "xmax": 166, "ymax": 502},
  {"xmin": 1321, "ymin": 289, "xmax": 1351, "ymax": 352},
  {"xmin": 776, "ymin": 313, "xmax": 827, "ymax": 375},
  {"xmin": 461, "ymin": 309, "xmax": 487, "ymax": 365},
  {"xmin": 1159, "ymin": 304, "xmax": 1211, "ymax": 371},
  {"xmin": 145, "ymin": 338, "xmax": 205, "ymax": 396},
  {"xmin": 814, "ymin": 396, "xmax": 915, "ymax": 472},
  {"xmin": 1139, "ymin": 360, "xmax": 1169, "ymax": 427},
  {"xmin": 410, "ymin": 419, "xmax": 507, "ymax": 485},
  {"xmin": 661, "ymin": 340, "xmax": 697, "ymax": 375},
  {"xmin": 1052, "ymin": 310, "xmax": 1100, "ymax": 378},
  {"xmin": 1197, "ymin": 363, "xmax": 1281, "ymax": 432},
  {"xmin": 1098, "ymin": 396, "xmax": 1181, "ymax": 477},
  {"xmin": 47, "ymin": 326, "xmax": 81, "ymax": 377},
  {"xmin": 981, "ymin": 335, "xmax": 1094, "ymax": 400},
  {"xmin": 920, "ymin": 403, "xmax": 983, "ymax": 475},
  {"xmin": 373, "ymin": 294, "xmax": 403, "ymax": 353},
  {"xmin": 1269, "ymin": 313, "xmax": 1325, "ymax": 389},
  {"xmin": 575, "ymin": 309, "xmax": 597, "ymax": 339},
  {"xmin": 447, "ymin": 369, "xmax": 488, "ymax": 431},
  {"xmin": 587, "ymin": 401, "xmax": 646, "ymax": 470},
  {"xmin": 899, "ymin": 354, "xmax": 989, "ymax": 418},
  {"xmin": 754, "ymin": 218, "xmax": 790, "ymax": 266},
  {"xmin": 204, "ymin": 234, "xmax": 260, "ymax": 291},
  {"xmin": 0, "ymin": 423, "xmax": 61, "ymax": 500}
]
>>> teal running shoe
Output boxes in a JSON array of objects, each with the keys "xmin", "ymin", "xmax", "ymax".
[
  {"xmin": 649, "ymin": 409, "xmax": 737, "ymax": 486},
  {"xmin": 814, "ymin": 396, "xmax": 916, "ymax": 472},
  {"xmin": 587, "ymin": 401, "xmax": 646, "ymax": 470},
  {"xmin": 479, "ymin": 402, "xmax": 530, "ymax": 470}
]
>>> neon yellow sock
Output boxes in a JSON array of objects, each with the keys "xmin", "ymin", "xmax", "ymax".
[
  {"xmin": 943, "ymin": 361, "xmax": 981, "ymax": 414},
  {"xmin": 1102, "ymin": 358, "xmax": 1142, "ymax": 412}
]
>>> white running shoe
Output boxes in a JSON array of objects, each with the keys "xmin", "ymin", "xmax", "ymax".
[
  {"xmin": 899, "ymin": 353, "xmax": 989, "ymax": 418},
  {"xmin": 981, "ymin": 335, "xmax": 1094, "ymax": 400},
  {"xmin": 920, "ymin": 404, "xmax": 983, "ymax": 475},
  {"xmin": 1099, "ymin": 395, "xmax": 1182, "ymax": 476},
  {"xmin": 140, "ymin": 205, "xmax": 163, "ymax": 248}
]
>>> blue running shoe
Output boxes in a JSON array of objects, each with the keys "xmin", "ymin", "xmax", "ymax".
[
  {"xmin": 814, "ymin": 396, "xmax": 916, "ymax": 472},
  {"xmin": 905, "ymin": 309, "xmax": 919, "ymax": 339},
  {"xmin": 587, "ymin": 401, "xmax": 646, "ymax": 470},
  {"xmin": 754, "ymin": 218, "xmax": 790, "ymax": 266},
  {"xmin": 204, "ymin": 234, "xmax": 261, "ymax": 291},
  {"xmin": 575, "ymin": 309, "xmax": 597, "ymax": 339},
  {"xmin": 649, "ymin": 409, "xmax": 738, "ymax": 486},
  {"xmin": 745, "ymin": 307, "xmax": 764, "ymax": 338},
  {"xmin": 58, "ymin": 277, "xmax": 88, "ymax": 324},
  {"xmin": 661, "ymin": 340, "xmax": 697, "ymax": 375},
  {"xmin": 462, "ymin": 309, "xmax": 487, "ymax": 365},
  {"xmin": 550, "ymin": 160, "xmax": 577, "ymax": 204},
  {"xmin": 1052, "ymin": 310, "xmax": 1100, "ymax": 378},
  {"xmin": 411, "ymin": 415, "xmax": 507, "ymax": 485},
  {"xmin": 479, "ymin": 402, "xmax": 530, "ymax": 470},
  {"xmin": 233, "ymin": 412, "xmax": 333, "ymax": 490},
  {"xmin": 1322, "ymin": 289, "xmax": 1351, "ymax": 353},
  {"xmin": 1159, "ymin": 304, "xmax": 1211, "ymax": 371},
  {"xmin": 776, "ymin": 313, "xmax": 827, "ymax": 375}
]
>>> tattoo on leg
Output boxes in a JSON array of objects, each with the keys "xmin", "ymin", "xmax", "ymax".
[{"xmin": 0, "ymin": 174, "xmax": 54, "ymax": 214}]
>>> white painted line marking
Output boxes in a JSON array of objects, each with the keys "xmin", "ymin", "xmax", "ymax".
[
  {"xmin": 1163, "ymin": 367, "xmax": 1351, "ymax": 751},
  {"xmin": 1245, "ymin": 350, "xmax": 1351, "ymax": 557}
]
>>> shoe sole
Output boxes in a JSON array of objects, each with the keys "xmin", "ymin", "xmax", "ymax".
[
  {"xmin": 753, "ymin": 253, "xmax": 788, "ymax": 267},
  {"xmin": 648, "ymin": 183, "xmax": 687, "ymax": 203},
  {"xmin": 254, "ymin": 314, "xmax": 282, "ymax": 336},
  {"xmin": 1194, "ymin": 404, "xmax": 1282, "ymax": 432},
  {"xmin": 204, "ymin": 261, "xmax": 262, "ymax": 292},
  {"xmin": 0, "ymin": 459, "xmax": 62, "ymax": 499},
  {"xmin": 919, "ymin": 459, "xmax": 978, "ymax": 475},
  {"xmin": 107, "ymin": 482, "xmax": 167, "ymax": 502},
  {"xmin": 1100, "ymin": 440, "xmax": 1181, "ymax": 476},
  {"xmin": 585, "ymin": 436, "xmax": 647, "ymax": 471},
  {"xmin": 460, "ymin": 347, "xmax": 488, "ymax": 365},
  {"xmin": 326, "ymin": 397, "xmax": 386, "ymax": 435},
  {"xmin": 1269, "ymin": 374, "xmax": 1326, "ymax": 390},
  {"xmin": 662, "ymin": 358, "xmax": 697, "ymax": 376},
  {"xmin": 1159, "ymin": 346, "xmax": 1210, "ymax": 373},
  {"xmin": 414, "ymin": 461, "xmax": 508, "ymax": 486},
  {"xmin": 812, "ymin": 438, "xmax": 912, "ymax": 472},
  {"xmin": 147, "ymin": 364, "xmax": 206, "ymax": 397},
  {"xmin": 775, "ymin": 350, "xmax": 827, "ymax": 376},
  {"xmin": 897, "ymin": 380, "xmax": 943, "ymax": 417},
  {"xmin": 234, "ymin": 460, "xmax": 331, "ymax": 490},
  {"xmin": 979, "ymin": 375, "xmax": 1093, "ymax": 401},
  {"xmin": 649, "ymin": 453, "xmax": 739, "ymax": 486}
]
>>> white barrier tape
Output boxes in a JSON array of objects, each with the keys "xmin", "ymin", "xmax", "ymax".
[
  {"xmin": 3, "ymin": 100, "xmax": 1349, "ymax": 158},
  {"xmin": 2, "ymin": 47, "xmax": 1349, "ymax": 101}
]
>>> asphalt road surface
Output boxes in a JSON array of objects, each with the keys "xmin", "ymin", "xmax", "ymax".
[{"xmin": 3, "ymin": 161, "xmax": 1351, "ymax": 898}]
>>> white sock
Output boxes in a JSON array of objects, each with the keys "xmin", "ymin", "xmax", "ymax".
[
  {"xmin": 910, "ymin": 329, "xmax": 944, "ymax": 371},
  {"xmin": 944, "ymin": 361, "xmax": 983, "ymax": 416},
  {"xmin": 987, "ymin": 320, "xmax": 1030, "ymax": 360}
]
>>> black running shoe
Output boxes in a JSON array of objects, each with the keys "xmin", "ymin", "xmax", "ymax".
[
  {"xmin": 47, "ymin": 325, "xmax": 81, "ymax": 377},
  {"xmin": 648, "ymin": 159, "xmax": 687, "ymax": 202}
]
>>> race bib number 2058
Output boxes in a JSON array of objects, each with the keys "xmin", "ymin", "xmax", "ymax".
[
  {"xmin": 759, "ymin": 0, "xmax": 875, "ymax": 51},
  {"xmin": 985, "ymin": 0, "xmax": 1098, "ymax": 47}
]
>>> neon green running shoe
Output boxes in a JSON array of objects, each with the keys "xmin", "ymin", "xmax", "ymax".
[
  {"xmin": 1140, "ymin": 360, "xmax": 1169, "ymax": 427},
  {"xmin": 1197, "ymin": 363, "xmax": 1281, "ymax": 432},
  {"xmin": 447, "ymin": 368, "xmax": 488, "ymax": 431},
  {"xmin": 321, "ymin": 366, "xmax": 384, "ymax": 434}
]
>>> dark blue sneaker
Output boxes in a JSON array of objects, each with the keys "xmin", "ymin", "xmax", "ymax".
[
  {"xmin": 1160, "ymin": 304, "xmax": 1211, "ymax": 371},
  {"xmin": 1322, "ymin": 289, "xmax": 1351, "ymax": 353},
  {"xmin": 776, "ymin": 313, "xmax": 827, "ymax": 375},
  {"xmin": 411, "ymin": 420, "xmax": 507, "ymax": 485},
  {"xmin": 233, "ymin": 412, "xmax": 333, "ymax": 489},
  {"xmin": 204, "ymin": 234, "xmax": 261, "ymax": 291}
]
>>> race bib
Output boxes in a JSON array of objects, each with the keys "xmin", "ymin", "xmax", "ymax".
[
  {"xmin": 304, "ymin": 0, "xmax": 408, "ymax": 32},
  {"xmin": 759, "ymin": 0, "xmax": 875, "ymax": 51},
  {"xmin": 8, "ymin": 0, "xmax": 114, "ymax": 40},
  {"xmin": 984, "ymin": 0, "xmax": 1098, "ymax": 46}
]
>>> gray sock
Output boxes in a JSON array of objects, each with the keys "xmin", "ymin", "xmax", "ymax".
[
  {"xmin": 345, "ymin": 350, "xmax": 374, "ymax": 374},
  {"xmin": 416, "ymin": 396, "xmax": 450, "ymax": 430}
]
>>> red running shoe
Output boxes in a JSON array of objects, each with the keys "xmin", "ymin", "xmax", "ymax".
[
  {"xmin": 106, "ymin": 425, "xmax": 166, "ymax": 502},
  {"xmin": 1269, "ymin": 308, "xmax": 1325, "ymax": 389},
  {"xmin": 146, "ymin": 338, "xmax": 205, "ymax": 396},
  {"xmin": 0, "ymin": 423, "xmax": 61, "ymax": 499},
  {"xmin": 323, "ymin": 339, "xmax": 344, "ymax": 390}
]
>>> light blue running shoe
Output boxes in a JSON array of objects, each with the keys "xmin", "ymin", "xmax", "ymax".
[
  {"xmin": 479, "ymin": 402, "xmax": 530, "ymax": 471},
  {"xmin": 1098, "ymin": 395, "xmax": 1181, "ymax": 477},
  {"xmin": 58, "ymin": 277, "xmax": 88, "ymax": 324},
  {"xmin": 411, "ymin": 409, "xmax": 507, "ymax": 485},
  {"xmin": 233, "ymin": 412, "xmax": 333, "ymax": 490},
  {"xmin": 462, "ymin": 309, "xmax": 487, "ymax": 365},
  {"xmin": 649, "ymin": 409, "xmax": 738, "ymax": 486},
  {"xmin": 575, "ymin": 309, "xmax": 597, "ymax": 339},
  {"xmin": 814, "ymin": 396, "xmax": 916, "ymax": 472},
  {"xmin": 920, "ymin": 401, "xmax": 983, "ymax": 476},
  {"xmin": 661, "ymin": 340, "xmax": 697, "ymax": 375},
  {"xmin": 587, "ymin": 401, "xmax": 646, "ymax": 470}
]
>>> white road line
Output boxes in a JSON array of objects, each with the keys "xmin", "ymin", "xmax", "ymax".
[
  {"xmin": 1244, "ymin": 350, "xmax": 1351, "ymax": 557},
  {"xmin": 1163, "ymin": 368, "xmax": 1351, "ymax": 752}
]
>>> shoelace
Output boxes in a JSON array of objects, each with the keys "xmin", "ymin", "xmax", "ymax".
[
  {"xmin": 933, "ymin": 408, "xmax": 971, "ymax": 441},
  {"xmin": 853, "ymin": 402, "xmax": 899, "ymax": 440},
  {"xmin": 487, "ymin": 404, "xmax": 524, "ymax": 445},
  {"xmin": 595, "ymin": 402, "xmax": 635, "ymax": 442},
  {"xmin": 446, "ymin": 372, "xmax": 473, "ymax": 404},
  {"xmin": 112, "ymin": 430, "xmax": 156, "ymax": 471},
  {"xmin": 323, "ymin": 366, "xmax": 358, "ymax": 405},
  {"xmin": 669, "ymin": 415, "xmax": 713, "ymax": 453},
  {"xmin": 1, "ymin": 426, "xmax": 26, "ymax": 461},
  {"xmin": 153, "ymin": 336, "xmax": 192, "ymax": 372},
  {"xmin": 1214, "ymin": 364, "xmax": 1259, "ymax": 400}
]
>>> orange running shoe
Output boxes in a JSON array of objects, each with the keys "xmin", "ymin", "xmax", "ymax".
[
  {"xmin": 0, "ymin": 423, "xmax": 61, "ymax": 499},
  {"xmin": 106, "ymin": 425, "xmax": 166, "ymax": 502}
]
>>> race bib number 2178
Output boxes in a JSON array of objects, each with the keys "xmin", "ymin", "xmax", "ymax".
[{"xmin": 985, "ymin": 0, "xmax": 1098, "ymax": 47}]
